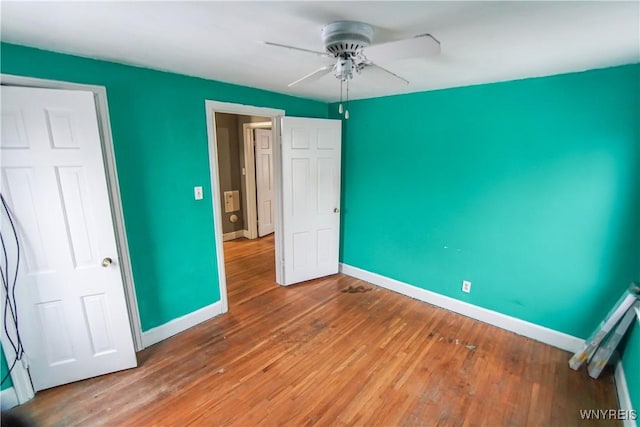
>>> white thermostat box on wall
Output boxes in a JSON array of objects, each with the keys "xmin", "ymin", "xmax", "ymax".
[{"xmin": 224, "ymin": 190, "xmax": 240, "ymax": 212}]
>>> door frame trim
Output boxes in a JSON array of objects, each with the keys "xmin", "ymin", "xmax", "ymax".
[
  {"xmin": 0, "ymin": 74, "xmax": 143, "ymax": 403},
  {"xmin": 204, "ymin": 101, "xmax": 285, "ymax": 313},
  {"xmin": 242, "ymin": 121, "xmax": 272, "ymax": 240}
]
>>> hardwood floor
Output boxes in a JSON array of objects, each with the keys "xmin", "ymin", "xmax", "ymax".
[{"xmin": 9, "ymin": 235, "xmax": 620, "ymax": 426}]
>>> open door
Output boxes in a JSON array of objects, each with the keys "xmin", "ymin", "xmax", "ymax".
[{"xmin": 280, "ymin": 117, "xmax": 342, "ymax": 285}]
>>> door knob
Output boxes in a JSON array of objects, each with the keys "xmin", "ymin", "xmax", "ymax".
[
  {"xmin": 333, "ymin": 208, "xmax": 340, "ymax": 213},
  {"xmin": 101, "ymin": 257, "xmax": 113, "ymax": 267}
]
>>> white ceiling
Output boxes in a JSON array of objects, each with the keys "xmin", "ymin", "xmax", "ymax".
[{"xmin": 1, "ymin": 1, "xmax": 639, "ymax": 102}]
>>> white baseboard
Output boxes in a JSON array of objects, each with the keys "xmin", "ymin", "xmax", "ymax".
[
  {"xmin": 339, "ymin": 263, "xmax": 584, "ymax": 353},
  {"xmin": 141, "ymin": 301, "xmax": 224, "ymax": 348},
  {"xmin": 223, "ymin": 230, "xmax": 246, "ymax": 242},
  {"xmin": 615, "ymin": 360, "xmax": 637, "ymax": 427},
  {"xmin": 1, "ymin": 387, "xmax": 18, "ymax": 410}
]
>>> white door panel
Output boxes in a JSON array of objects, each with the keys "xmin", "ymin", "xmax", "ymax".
[
  {"xmin": 0, "ymin": 86, "xmax": 137, "ymax": 391},
  {"xmin": 281, "ymin": 117, "xmax": 341, "ymax": 285},
  {"xmin": 255, "ymin": 128, "xmax": 274, "ymax": 237}
]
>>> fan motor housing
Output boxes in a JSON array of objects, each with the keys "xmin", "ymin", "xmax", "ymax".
[{"xmin": 321, "ymin": 21, "xmax": 374, "ymax": 58}]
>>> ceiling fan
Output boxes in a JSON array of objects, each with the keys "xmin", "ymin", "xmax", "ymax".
[{"xmin": 263, "ymin": 20, "xmax": 441, "ymax": 118}]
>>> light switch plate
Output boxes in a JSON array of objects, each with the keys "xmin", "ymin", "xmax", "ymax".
[{"xmin": 194, "ymin": 186, "xmax": 203, "ymax": 200}]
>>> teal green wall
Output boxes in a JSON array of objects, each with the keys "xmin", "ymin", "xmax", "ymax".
[
  {"xmin": 0, "ymin": 43, "xmax": 327, "ymax": 331},
  {"xmin": 336, "ymin": 64, "xmax": 640, "ymax": 339},
  {"xmin": 1, "ymin": 351, "xmax": 12, "ymax": 390},
  {"xmin": 622, "ymin": 320, "xmax": 639, "ymax": 411}
]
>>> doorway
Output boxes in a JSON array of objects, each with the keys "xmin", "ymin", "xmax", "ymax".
[
  {"xmin": 205, "ymin": 101, "xmax": 285, "ymax": 313},
  {"xmin": 205, "ymin": 101, "xmax": 343, "ymax": 310},
  {"xmin": 243, "ymin": 121, "xmax": 274, "ymax": 239},
  {"xmin": 212, "ymin": 112, "xmax": 275, "ymax": 310},
  {"xmin": 213, "ymin": 113, "xmax": 273, "ymax": 242}
]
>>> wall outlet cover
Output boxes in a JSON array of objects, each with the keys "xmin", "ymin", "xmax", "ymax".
[{"xmin": 462, "ymin": 280, "xmax": 471, "ymax": 293}]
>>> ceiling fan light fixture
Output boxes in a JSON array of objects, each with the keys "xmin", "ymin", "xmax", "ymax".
[
  {"xmin": 335, "ymin": 57, "xmax": 355, "ymax": 80},
  {"xmin": 266, "ymin": 19, "xmax": 439, "ymax": 115}
]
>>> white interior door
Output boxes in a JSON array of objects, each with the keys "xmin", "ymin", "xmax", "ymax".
[
  {"xmin": 255, "ymin": 128, "xmax": 274, "ymax": 237},
  {"xmin": 280, "ymin": 117, "xmax": 341, "ymax": 285},
  {"xmin": 0, "ymin": 86, "xmax": 137, "ymax": 391}
]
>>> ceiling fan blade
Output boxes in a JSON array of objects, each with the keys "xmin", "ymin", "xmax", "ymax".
[
  {"xmin": 365, "ymin": 34, "xmax": 441, "ymax": 63},
  {"xmin": 262, "ymin": 41, "xmax": 330, "ymax": 58},
  {"xmin": 288, "ymin": 65, "xmax": 333, "ymax": 87},
  {"xmin": 362, "ymin": 63, "xmax": 410, "ymax": 85}
]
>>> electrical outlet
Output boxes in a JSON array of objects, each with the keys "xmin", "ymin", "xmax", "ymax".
[{"xmin": 462, "ymin": 280, "xmax": 471, "ymax": 293}]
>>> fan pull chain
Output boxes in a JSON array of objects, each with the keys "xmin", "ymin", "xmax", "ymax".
[
  {"xmin": 339, "ymin": 79, "xmax": 343, "ymax": 114},
  {"xmin": 345, "ymin": 78, "xmax": 350, "ymax": 120}
]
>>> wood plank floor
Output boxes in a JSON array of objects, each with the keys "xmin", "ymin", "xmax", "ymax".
[{"xmin": 9, "ymin": 235, "xmax": 620, "ymax": 426}]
